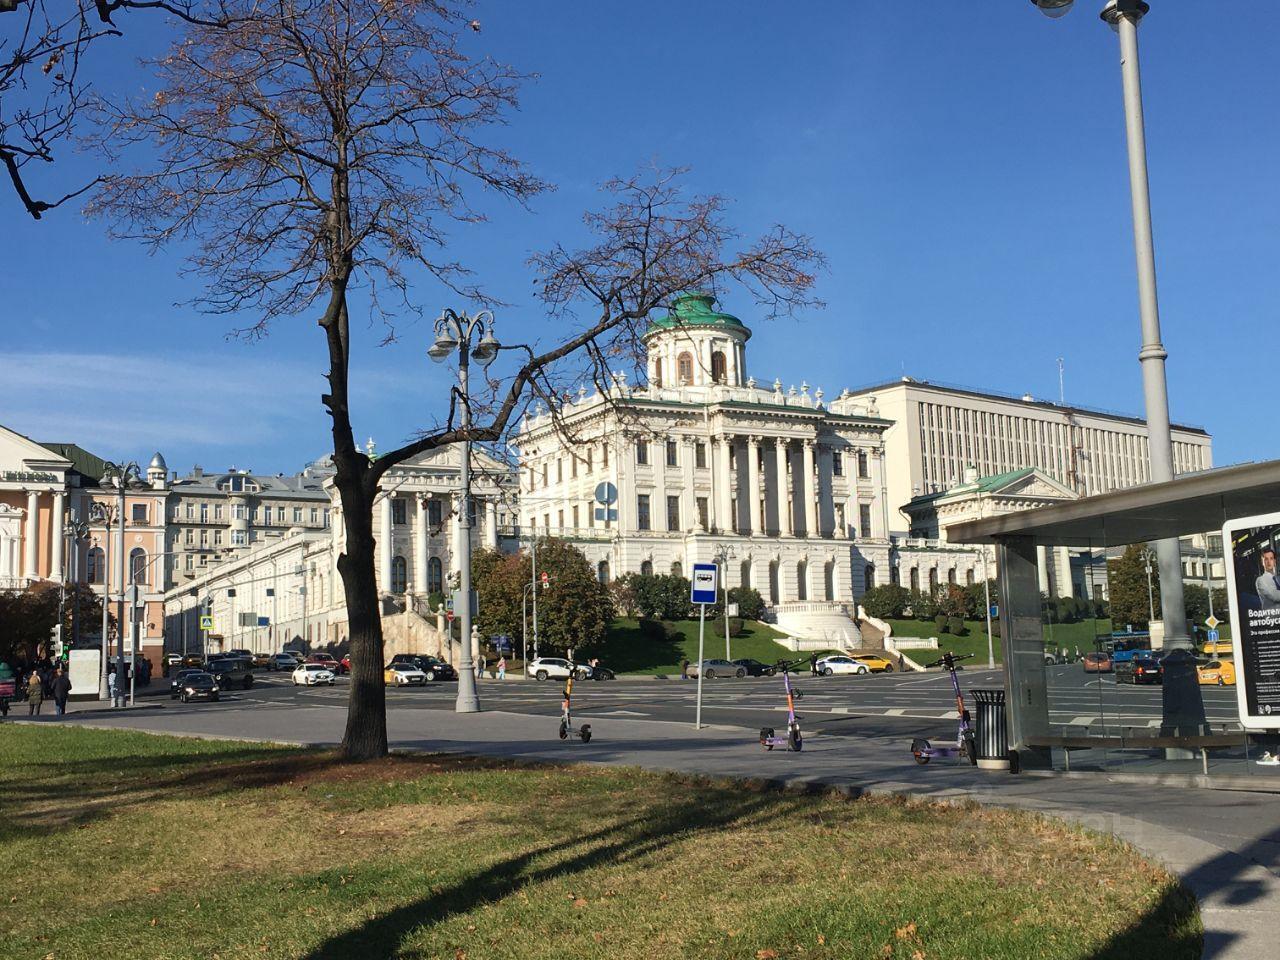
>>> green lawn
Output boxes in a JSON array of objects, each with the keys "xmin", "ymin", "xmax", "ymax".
[
  {"xmin": 886, "ymin": 618, "xmax": 1121, "ymax": 665},
  {"xmin": 599, "ymin": 617, "xmax": 795, "ymax": 675},
  {"xmin": 0, "ymin": 726, "xmax": 1200, "ymax": 960}
]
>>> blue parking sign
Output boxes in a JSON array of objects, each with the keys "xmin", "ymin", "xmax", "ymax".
[{"xmin": 1207, "ymin": 628, "xmax": 1219, "ymax": 643}]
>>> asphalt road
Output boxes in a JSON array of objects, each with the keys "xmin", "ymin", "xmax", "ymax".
[{"xmin": 152, "ymin": 664, "xmax": 1243, "ymax": 742}]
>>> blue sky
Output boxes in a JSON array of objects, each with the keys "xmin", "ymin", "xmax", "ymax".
[{"xmin": 4, "ymin": 1, "xmax": 1277, "ymax": 476}]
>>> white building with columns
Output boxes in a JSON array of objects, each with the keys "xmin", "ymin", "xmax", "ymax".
[
  {"xmin": 0, "ymin": 425, "xmax": 73, "ymax": 593},
  {"xmin": 516, "ymin": 293, "xmax": 893, "ymax": 642}
]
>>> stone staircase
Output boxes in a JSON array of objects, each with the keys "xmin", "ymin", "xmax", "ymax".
[{"xmin": 773, "ymin": 602, "xmax": 863, "ymax": 652}]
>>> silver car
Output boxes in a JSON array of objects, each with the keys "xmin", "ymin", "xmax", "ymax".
[
  {"xmin": 688, "ymin": 659, "xmax": 746, "ymax": 679},
  {"xmin": 526, "ymin": 658, "xmax": 592, "ymax": 681}
]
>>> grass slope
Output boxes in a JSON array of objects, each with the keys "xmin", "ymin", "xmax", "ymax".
[
  {"xmin": 0, "ymin": 726, "xmax": 1199, "ymax": 960},
  {"xmin": 603, "ymin": 618, "xmax": 793, "ymax": 675}
]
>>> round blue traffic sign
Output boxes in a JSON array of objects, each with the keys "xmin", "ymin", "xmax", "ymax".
[{"xmin": 594, "ymin": 481, "xmax": 618, "ymax": 505}]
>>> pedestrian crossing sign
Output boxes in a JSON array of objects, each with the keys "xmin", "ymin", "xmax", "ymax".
[{"xmin": 199, "ymin": 615, "xmax": 213, "ymax": 631}]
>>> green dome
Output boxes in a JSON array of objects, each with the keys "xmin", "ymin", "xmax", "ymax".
[{"xmin": 643, "ymin": 293, "xmax": 750, "ymax": 339}]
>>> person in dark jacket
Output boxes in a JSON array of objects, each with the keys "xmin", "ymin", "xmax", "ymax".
[
  {"xmin": 51, "ymin": 668, "xmax": 72, "ymax": 716},
  {"xmin": 809, "ymin": 653, "xmax": 819, "ymax": 677}
]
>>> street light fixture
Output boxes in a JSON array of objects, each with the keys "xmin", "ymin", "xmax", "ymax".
[
  {"xmin": 1031, "ymin": 0, "xmax": 1075, "ymax": 18},
  {"xmin": 429, "ymin": 307, "xmax": 501, "ymax": 713}
]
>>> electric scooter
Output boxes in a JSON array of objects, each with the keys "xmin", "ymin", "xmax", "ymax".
[
  {"xmin": 558, "ymin": 674, "xmax": 592, "ymax": 743},
  {"xmin": 910, "ymin": 652, "xmax": 977, "ymax": 766},
  {"xmin": 759, "ymin": 658, "xmax": 807, "ymax": 752}
]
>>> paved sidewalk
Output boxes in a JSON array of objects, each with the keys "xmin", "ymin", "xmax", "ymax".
[{"xmin": 28, "ymin": 705, "xmax": 1280, "ymax": 960}]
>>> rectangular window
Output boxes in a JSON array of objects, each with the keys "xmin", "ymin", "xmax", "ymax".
[
  {"xmin": 572, "ymin": 505, "xmax": 580, "ymax": 528},
  {"xmin": 184, "ymin": 529, "xmax": 193, "ymax": 545},
  {"xmin": 636, "ymin": 441, "xmax": 649, "ymax": 465},
  {"xmin": 233, "ymin": 505, "xmax": 246, "ymax": 521},
  {"xmin": 310, "ymin": 508, "xmax": 319, "ymax": 524},
  {"xmin": 199, "ymin": 554, "xmax": 207, "ymax": 566},
  {"xmin": 428, "ymin": 500, "xmax": 442, "ymax": 527},
  {"xmin": 666, "ymin": 495, "xmax": 680, "ymax": 532},
  {"xmin": 542, "ymin": 463, "xmax": 548, "ymax": 487},
  {"xmin": 215, "ymin": 504, "xmax": 224, "ymax": 521},
  {"xmin": 214, "ymin": 530, "xmax": 223, "ymax": 546},
  {"xmin": 602, "ymin": 444, "xmax": 609, "ymax": 468},
  {"xmin": 276, "ymin": 507, "xmax": 285, "ymax": 523},
  {"xmin": 232, "ymin": 530, "xmax": 246, "ymax": 546},
  {"xmin": 586, "ymin": 449, "xmax": 593, "ymax": 472},
  {"xmin": 293, "ymin": 507, "xmax": 302, "ymax": 523},
  {"xmin": 665, "ymin": 440, "xmax": 678, "ymax": 467},
  {"xmin": 857, "ymin": 450, "xmax": 870, "ymax": 479},
  {"xmin": 571, "ymin": 456, "xmax": 577, "ymax": 479},
  {"xmin": 557, "ymin": 509, "xmax": 564, "ymax": 529},
  {"xmin": 637, "ymin": 494, "xmax": 651, "ymax": 531},
  {"xmin": 557, "ymin": 459, "xmax": 563, "ymax": 483},
  {"xmin": 543, "ymin": 513, "xmax": 550, "ymax": 530},
  {"xmin": 184, "ymin": 554, "xmax": 193, "ymax": 570},
  {"xmin": 392, "ymin": 499, "xmax": 406, "ymax": 524},
  {"xmin": 696, "ymin": 496, "xmax": 709, "ymax": 530},
  {"xmin": 323, "ymin": 508, "xmax": 331, "ymax": 528},
  {"xmin": 199, "ymin": 529, "xmax": 209, "ymax": 547},
  {"xmin": 832, "ymin": 451, "xmax": 843, "ymax": 476},
  {"xmin": 131, "ymin": 503, "xmax": 147, "ymax": 523},
  {"xmin": 185, "ymin": 503, "xmax": 193, "ymax": 520},
  {"xmin": 859, "ymin": 504, "xmax": 873, "ymax": 538},
  {"xmin": 199, "ymin": 503, "xmax": 208, "ymax": 523},
  {"xmin": 695, "ymin": 443, "xmax": 707, "ymax": 469}
]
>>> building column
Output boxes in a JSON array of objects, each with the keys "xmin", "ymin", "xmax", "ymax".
[
  {"xmin": 50, "ymin": 491, "xmax": 65, "ymax": 581},
  {"xmin": 747, "ymin": 436, "xmax": 764, "ymax": 535},
  {"xmin": 653, "ymin": 435, "xmax": 669, "ymax": 532},
  {"xmin": 801, "ymin": 440, "xmax": 817, "ymax": 538},
  {"xmin": 1036, "ymin": 545, "xmax": 1051, "ymax": 595},
  {"xmin": 415, "ymin": 496, "xmax": 428, "ymax": 592},
  {"xmin": 715, "ymin": 435, "xmax": 734, "ymax": 534},
  {"xmin": 484, "ymin": 497, "xmax": 499, "ymax": 548},
  {"xmin": 23, "ymin": 490, "xmax": 39, "ymax": 580},
  {"xmin": 1055, "ymin": 546, "xmax": 1073, "ymax": 598},
  {"xmin": 774, "ymin": 440, "xmax": 792, "ymax": 536},
  {"xmin": 379, "ymin": 494, "xmax": 393, "ymax": 591},
  {"xmin": 683, "ymin": 437, "xmax": 697, "ymax": 531}
]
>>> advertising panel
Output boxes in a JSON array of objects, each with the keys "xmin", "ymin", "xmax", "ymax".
[{"xmin": 1223, "ymin": 511, "xmax": 1280, "ymax": 730}]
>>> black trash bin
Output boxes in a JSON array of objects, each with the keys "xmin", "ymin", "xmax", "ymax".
[{"xmin": 972, "ymin": 689, "xmax": 1009, "ymax": 771}]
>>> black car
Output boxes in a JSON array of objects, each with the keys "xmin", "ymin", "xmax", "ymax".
[
  {"xmin": 732, "ymin": 658, "xmax": 777, "ymax": 677},
  {"xmin": 174, "ymin": 671, "xmax": 220, "ymax": 703},
  {"xmin": 169, "ymin": 668, "xmax": 206, "ymax": 699},
  {"xmin": 390, "ymin": 654, "xmax": 457, "ymax": 681},
  {"xmin": 205, "ymin": 658, "xmax": 255, "ymax": 690},
  {"xmin": 1116, "ymin": 655, "xmax": 1163, "ymax": 685},
  {"xmin": 587, "ymin": 662, "xmax": 616, "ymax": 681}
]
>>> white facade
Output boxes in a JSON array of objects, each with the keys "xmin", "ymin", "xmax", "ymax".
[
  {"xmin": 517, "ymin": 294, "xmax": 892, "ymax": 640},
  {"xmin": 835, "ymin": 378, "xmax": 1214, "ymax": 536}
]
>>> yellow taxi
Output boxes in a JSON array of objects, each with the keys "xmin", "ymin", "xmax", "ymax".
[
  {"xmin": 851, "ymin": 654, "xmax": 897, "ymax": 673},
  {"xmin": 1199, "ymin": 640, "xmax": 1233, "ymax": 657},
  {"xmin": 1197, "ymin": 659, "xmax": 1236, "ymax": 686}
]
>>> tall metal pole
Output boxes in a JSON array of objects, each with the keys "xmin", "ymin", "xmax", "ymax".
[
  {"xmin": 455, "ymin": 341, "xmax": 480, "ymax": 712},
  {"xmin": 1107, "ymin": 1, "xmax": 1187, "ymax": 649},
  {"xmin": 114, "ymin": 477, "xmax": 127, "ymax": 707},
  {"xmin": 982, "ymin": 548, "xmax": 995, "ymax": 669},
  {"xmin": 531, "ymin": 536, "xmax": 540, "ymax": 661},
  {"xmin": 98, "ymin": 510, "xmax": 110, "ymax": 700}
]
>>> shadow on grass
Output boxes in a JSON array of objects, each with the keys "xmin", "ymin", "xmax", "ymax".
[{"xmin": 299, "ymin": 785, "xmax": 791, "ymax": 960}]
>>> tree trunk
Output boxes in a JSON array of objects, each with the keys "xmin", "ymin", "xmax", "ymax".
[{"xmin": 335, "ymin": 467, "xmax": 388, "ymax": 759}]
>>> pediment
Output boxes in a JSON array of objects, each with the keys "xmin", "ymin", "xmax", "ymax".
[{"xmin": 0, "ymin": 424, "xmax": 71, "ymax": 476}]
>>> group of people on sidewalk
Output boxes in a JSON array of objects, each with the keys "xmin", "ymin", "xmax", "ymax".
[{"xmin": 0, "ymin": 659, "xmax": 73, "ymax": 717}]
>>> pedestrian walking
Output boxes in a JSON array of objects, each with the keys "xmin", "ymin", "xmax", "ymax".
[
  {"xmin": 897, "ymin": 653, "xmax": 905, "ymax": 673},
  {"xmin": 496, "ymin": 656, "xmax": 507, "ymax": 680},
  {"xmin": 809, "ymin": 653, "xmax": 819, "ymax": 677},
  {"xmin": 680, "ymin": 658, "xmax": 689, "ymax": 680},
  {"xmin": 475, "ymin": 655, "xmax": 485, "ymax": 681},
  {"xmin": 107, "ymin": 666, "xmax": 117, "ymax": 701},
  {"xmin": 26, "ymin": 672, "xmax": 44, "ymax": 716},
  {"xmin": 51, "ymin": 668, "xmax": 72, "ymax": 717}
]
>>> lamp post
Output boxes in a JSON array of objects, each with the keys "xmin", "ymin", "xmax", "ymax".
[
  {"xmin": 101, "ymin": 461, "xmax": 140, "ymax": 706},
  {"xmin": 713, "ymin": 546, "xmax": 735, "ymax": 660},
  {"xmin": 1030, "ymin": 0, "xmax": 1188, "ymax": 648},
  {"xmin": 88, "ymin": 501, "xmax": 113, "ymax": 699},
  {"xmin": 63, "ymin": 513, "xmax": 90, "ymax": 656},
  {"xmin": 429, "ymin": 308, "xmax": 501, "ymax": 713}
]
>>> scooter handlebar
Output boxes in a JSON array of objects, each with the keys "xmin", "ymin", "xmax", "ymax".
[{"xmin": 924, "ymin": 652, "xmax": 975, "ymax": 669}]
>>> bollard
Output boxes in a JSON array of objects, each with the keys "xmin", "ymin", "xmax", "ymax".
[{"xmin": 972, "ymin": 689, "xmax": 1010, "ymax": 771}]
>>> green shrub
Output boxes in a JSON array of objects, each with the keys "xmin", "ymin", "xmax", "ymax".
[
  {"xmin": 947, "ymin": 616, "xmax": 966, "ymax": 636},
  {"xmin": 935, "ymin": 614, "xmax": 949, "ymax": 634},
  {"xmin": 861, "ymin": 584, "xmax": 909, "ymax": 620},
  {"xmin": 711, "ymin": 617, "xmax": 745, "ymax": 638}
]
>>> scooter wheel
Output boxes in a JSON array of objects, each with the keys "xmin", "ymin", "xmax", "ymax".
[
  {"xmin": 760, "ymin": 727, "xmax": 774, "ymax": 750},
  {"xmin": 579, "ymin": 724, "xmax": 592, "ymax": 743},
  {"xmin": 788, "ymin": 727, "xmax": 803, "ymax": 752},
  {"xmin": 558, "ymin": 721, "xmax": 568, "ymax": 740},
  {"xmin": 911, "ymin": 737, "xmax": 931, "ymax": 765},
  {"xmin": 964, "ymin": 734, "xmax": 978, "ymax": 766}
]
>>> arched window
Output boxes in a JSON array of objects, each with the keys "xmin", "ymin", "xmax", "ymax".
[
  {"xmin": 928, "ymin": 568, "xmax": 939, "ymax": 592},
  {"xmin": 797, "ymin": 561, "xmax": 808, "ymax": 601},
  {"xmin": 947, "ymin": 568, "xmax": 956, "ymax": 586},
  {"xmin": 710, "ymin": 350, "xmax": 726, "ymax": 383},
  {"xmin": 864, "ymin": 564, "xmax": 876, "ymax": 593},
  {"xmin": 740, "ymin": 559, "xmax": 752, "ymax": 592},
  {"xmin": 966, "ymin": 568, "xmax": 975, "ymax": 587},
  {"xmin": 825, "ymin": 561, "xmax": 835, "ymax": 601},
  {"xmin": 87, "ymin": 547, "xmax": 104, "ymax": 584},
  {"xmin": 909, "ymin": 567, "xmax": 919, "ymax": 592},
  {"xmin": 597, "ymin": 560, "xmax": 610, "ymax": 584},
  {"xmin": 677, "ymin": 351, "xmax": 694, "ymax": 385},
  {"xmin": 890, "ymin": 563, "xmax": 899, "ymax": 586},
  {"xmin": 768, "ymin": 561, "xmax": 779, "ymax": 605},
  {"xmin": 670, "ymin": 561, "xmax": 682, "ymax": 578},
  {"xmin": 391, "ymin": 556, "xmax": 407, "ymax": 594},
  {"xmin": 129, "ymin": 547, "xmax": 147, "ymax": 585},
  {"xmin": 640, "ymin": 559, "xmax": 653, "ymax": 577},
  {"xmin": 652, "ymin": 360, "xmax": 663, "ymax": 387},
  {"xmin": 427, "ymin": 557, "xmax": 443, "ymax": 594}
]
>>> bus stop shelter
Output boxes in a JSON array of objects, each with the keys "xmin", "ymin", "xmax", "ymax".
[{"xmin": 948, "ymin": 459, "xmax": 1280, "ymax": 772}]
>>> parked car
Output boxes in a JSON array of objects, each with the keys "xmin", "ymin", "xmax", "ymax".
[
  {"xmin": 384, "ymin": 662, "xmax": 427, "ymax": 686},
  {"xmin": 281, "ymin": 649, "xmax": 306, "ymax": 663},
  {"xmin": 251, "ymin": 652, "xmax": 272, "ymax": 668},
  {"xmin": 1200, "ymin": 640, "xmax": 1233, "ymax": 658},
  {"xmin": 169, "ymin": 668, "xmax": 206, "ymax": 698},
  {"xmin": 226, "ymin": 648, "xmax": 254, "ymax": 661},
  {"xmin": 526, "ymin": 658, "xmax": 591, "ymax": 681},
  {"xmin": 815, "ymin": 655, "xmax": 869, "ymax": 676},
  {"xmin": 306, "ymin": 653, "xmax": 345, "ymax": 675},
  {"xmin": 1082, "ymin": 652, "xmax": 1113, "ymax": 674},
  {"xmin": 205, "ymin": 658, "xmax": 255, "ymax": 690},
  {"xmin": 174, "ymin": 672, "xmax": 220, "ymax": 703},
  {"xmin": 850, "ymin": 654, "xmax": 895, "ymax": 673},
  {"xmin": 388, "ymin": 654, "xmax": 457, "ymax": 681},
  {"xmin": 267, "ymin": 653, "xmax": 300, "ymax": 671},
  {"xmin": 292, "ymin": 663, "xmax": 336, "ymax": 686},
  {"xmin": 587, "ymin": 662, "xmax": 616, "ymax": 681},
  {"xmin": 688, "ymin": 659, "xmax": 745, "ymax": 679},
  {"xmin": 1197, "ymin": 659, "xmax": 1236, "ymax": 686},
  {"xmin": 732, "ymin": 658, "xmax": 776, "ymax": 677},
  {"xmin": 1116, "ymin": 655, "xmax": 1163, "ymax": 685}
]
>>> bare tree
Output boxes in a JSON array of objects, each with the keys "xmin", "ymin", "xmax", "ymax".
[
  {"xmin": 0, "ymin": 0, "xmax": 230, "ymax": 218},
  {"xmin": 91, "ymin": 0, "xmax": 823, "ymax": 760}
]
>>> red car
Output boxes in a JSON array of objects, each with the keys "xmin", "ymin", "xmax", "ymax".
[
  {"xmin": 306, "ymin": 653, "xmax": 345, "ymax": 675},
  {"xmin": 1082, "ymin": 651, "xmax": 1113, "ymax": 674},
  {"xmin": 340, "ymin": 655, "xmax": 351, "ymax": 673}
]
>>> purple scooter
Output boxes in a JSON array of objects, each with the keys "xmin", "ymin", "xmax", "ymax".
[
  {"xmin": 759, "ymin": 659, "xmax": 806, "ymax": 752},
  {"xmin": 910, "ymin": 652, "xmax": 978, "ymax": 766}
]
